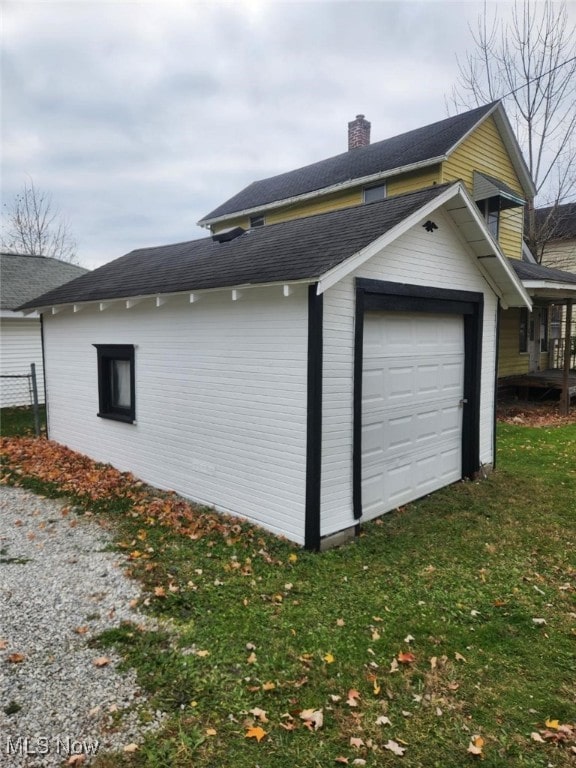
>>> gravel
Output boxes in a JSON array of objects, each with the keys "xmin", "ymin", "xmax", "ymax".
[{"xmin": 0, "ymin": 485, "xmax": 164, "ymax": 766}]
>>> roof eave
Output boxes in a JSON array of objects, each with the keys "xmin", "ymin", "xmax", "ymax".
[{"xmin": 197, "ymin": 155, "xmax": 447, "ymax": 228}]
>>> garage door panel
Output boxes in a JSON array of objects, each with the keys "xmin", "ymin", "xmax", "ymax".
[{"xmin": 361, "ymin": 311, "xmax": 464, "ymax": 521}]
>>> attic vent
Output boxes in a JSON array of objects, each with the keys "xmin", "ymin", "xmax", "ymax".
[{"xmin": 212, "ymin": 226, "xmax": 246, "ymax": 243}]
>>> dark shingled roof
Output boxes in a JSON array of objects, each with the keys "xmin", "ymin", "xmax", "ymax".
[
  {"xmin": 20, "ymin": 184, "xmax": 451, "ymax": 309},
  {"xmin": 509, "ymin": 258, "xmax": 576, "ymax": 285},
  {"xmin": 532, "ymin": 202, "xmax": 576, "ymax": 241},
  {"xmin": 1, "ymin": 252, "xmax": 88, "ymax": 311},
  {"xmin": 200, "ymin": 103, "xmax": 498, "ymax": 222}
]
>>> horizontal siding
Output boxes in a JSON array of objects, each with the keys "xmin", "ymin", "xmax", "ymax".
[
  {"xmin": 43, "ymin": 288, "xmax": 309, "ymax": 543},
  {"xmin": 541, "ymin": 239, "xmax": 576, "ymax": 272},
  {"xmin": 321, "ymin": 208, "xmax": 498, "ymax": 539},
  {"xmin": 443, "ymin": 116, "xmax": 525, "ymax": 261},
  {"xmin": 0, "ymin": 318, "xmax": 45, "ymax": 407},
  {"xmin": 387, "ymin": 166, "xmax": 441, "ymax": 196},
  {"xmin": 498, "ymin": 309, "xmax": 529, "ymax": 377}
]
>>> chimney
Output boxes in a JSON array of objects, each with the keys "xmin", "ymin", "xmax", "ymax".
[{"xmin": 348, "ymin": 114, "xmax": 371, "ymax": 150}]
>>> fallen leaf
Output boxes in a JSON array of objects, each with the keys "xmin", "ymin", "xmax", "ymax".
[
  {"xmin": 430, "ymin": 656, "xmax": 437, "ymax": 670},
  {"xmin": 336, "ymin": 618, "xmax": 345, "ymax": 627},
  {"xmin": 205, "ymin": 728, "xmax": 217, "ymax": 736},
  {"xmin": 545, "ymin": 719, "xmax": 559, "ymax": 729},
  {"xmin": 532, "ymin": 618, "xmax": 547, "ymax": 626},
  {"xmin": 246, "ymin": 642, "xmax": 257, "ymax": 650},
  {"xmin": 7, "ymin": 653, "xmax": 25, "ymax": 664},
  {"xmin": 288, "ymin": 554, "xmax": 298, "ymax": 563},
  {"xmin": 404, "ymin": 634, "xmax": 415, "ymax": 643},
  {"xmin": 154, "ymin": 586, "xmax": 166, "ymax": 597},
  {"xmin": 245, "ymin": 725, "xmax": 267, "ymax": 742},
  {"xmin": 350, "ymin": 737, "xmax": 365, "ymax": 748},
  {"xmin": 371, "ymin": 629, "xmax": 381, "ymax": 641},
  {"xmin": 247, "ymin": 651, "xmax": 257, "ymax": 664},
  {"xmin": 346, "ymin": 689, "xmax": 361, "ymax": 707},
  {"xmin": 249, "ymin": 707, "xmax": 269, "ymax": 723},
  {"xmin": 530, "ymin": 732, "xmax": 545, "ymax": 743},
  {"xmin": 123, "ymin": 744, "xmax": 139, "ymax": 753},
  {"xmin": 196, "ymin": 649, "xmax": 210, "ymax": 658},
  {"xmin": 335, "ymin": 759, "xmax": 349, "ymax": 765},
  {"xmin": 383, "ymin": 739, "xmax": 406, "ymax": 756},
  {"xmin": 329, "ymin": 694, "xmax": 342, "ymax": 702},
  {"xmin": 352, "ymin": 760, "xmax": 367, "ymax": 766},
  {"xmin": 467, "ymin": 735, "xmax": 484, "ymax": 755},
  {"xmin": 324, "ymin": 652, "xmax": 335, "ymax": 664},
  {"xmin": 300, "ymin": 708, "xmax": 323, "ymax": 730},
  {"xmin": 93, "ymin": 656, "xmax": 110, "ymax": 667},
  {"xmin": 397, "ymin": 651, "xmax": 416, "ymax": 664},
  {"xmin": 454, "ymin": 652, "xmax": 467, "ymax": 662},
  {"xmin": 67, "ymin": 756, "xmax": 86, "ymax": 766},
  {"xmin": 389, "ymin": 658, "xmax": 399, "ymax": 673},
  {"xmin": 262, "ymin": 681, "xmax": 276, "ymax": 691},
  {"xmin": 73, "ymin": 626, "xmax": 89, "ymax": 635},
  {"xmin": 0, "ymin": 639, "xmax": 7, "ymax": 650},
  {"xmin": 376, "ymin": 716, "xmax": 392, "ymax": 726}
]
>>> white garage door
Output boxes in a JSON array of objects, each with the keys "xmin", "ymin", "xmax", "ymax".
[{"xmin": 361, "ymin": 311, "xmax": 464, "ymax": 520}]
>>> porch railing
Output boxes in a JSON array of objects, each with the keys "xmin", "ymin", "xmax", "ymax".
[{"xmin": 550, "ymin": 337, "xmax": 576, "ymax": 370}]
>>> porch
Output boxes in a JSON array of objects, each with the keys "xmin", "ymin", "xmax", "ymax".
[{"xmin": 499, "ymin": 368, "xmax": 576, "ymax": 400}]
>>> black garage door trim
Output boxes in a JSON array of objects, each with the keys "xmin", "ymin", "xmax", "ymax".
[{"xmin": 353, "ymin": 278, "xmax": 484, "ymax": 520}]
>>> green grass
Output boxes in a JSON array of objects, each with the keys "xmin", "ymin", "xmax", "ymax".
[
  {"xmin": 0, "ymin": 405, "xmax": 46, "ymax": 436},
  {"xmin": 1, "ymin": 423, "xmax": 575, "ymax": 767}
]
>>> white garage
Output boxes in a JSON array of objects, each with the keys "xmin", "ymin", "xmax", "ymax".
[{"xmin": 361, "ymin": 311, "xmax": 464, "ymax": 519}]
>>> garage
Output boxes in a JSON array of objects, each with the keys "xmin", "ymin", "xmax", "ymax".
[
  {"xmin": 361, "ymin": 311, "xmax": 464, "ymax": 519},
  {"xmin": 352, "ymin": 278, "xmax": 485, "ymax": 524}
]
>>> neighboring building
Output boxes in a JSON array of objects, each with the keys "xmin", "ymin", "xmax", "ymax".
[
  {"xmin": 535, "ymin": 202, "xmax": 576, "ymax": 273},
  {"xmin": 0, "ymin": 252, "xmax": 87, "ymax": 407}
]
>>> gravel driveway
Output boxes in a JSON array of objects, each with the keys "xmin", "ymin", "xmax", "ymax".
[{"xmin": 0, "ymin": 485, "xmax": 162, "ymax": 767}]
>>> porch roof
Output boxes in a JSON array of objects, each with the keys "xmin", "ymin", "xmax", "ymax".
[{"xmin": 509, "ymin": 259, "xmax": 576, "ymax": 301}]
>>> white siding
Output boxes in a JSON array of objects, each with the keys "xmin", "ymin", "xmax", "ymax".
[
  {"xmin": 321, "ymin": 208, "xmax": 498, "ymax": 538},
  {"xmin": 43, "ymin": 287, "xmax": 309, "ymax": 544},
  {"xmin": 0, "ymin": 318, "xmax": 45, "ymax": 407}
]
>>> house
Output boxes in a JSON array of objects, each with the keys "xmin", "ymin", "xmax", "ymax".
[
  {"xmin": 199, "ymin": 106, "xmax": 576, "ymax": 394},
  {"xmin": 0, "ymin": 252, "xmax": 87, "ymax": 407}
]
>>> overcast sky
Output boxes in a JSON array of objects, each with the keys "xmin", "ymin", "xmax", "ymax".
[{"xmin": 1, "ymin": 0, "xmax": 568, "ymax": 269}]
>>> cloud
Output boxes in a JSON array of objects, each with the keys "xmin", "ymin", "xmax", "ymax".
[{"xmin": 2, "ymin": 0, "xmax": 494, "ymax": 268}]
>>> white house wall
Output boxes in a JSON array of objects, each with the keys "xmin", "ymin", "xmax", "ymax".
[
  {"xmin": 43, "ymin": 288, "xmax": 309, "ymax": 543},
  {"xmin": 0, "ymin": 318, "xmax": 45, "ymax": 407},
  {"xmin": 321, "ymin": 208, "xmax": 498, "ymax": 539}
]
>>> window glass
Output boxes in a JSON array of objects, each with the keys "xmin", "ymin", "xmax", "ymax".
[
  {"xmin": 363, "ymin": 185, "xmax": 386, "ymax": 203},
  {"xmin": 540, "ymin": 308, "xmax": 549, "ymax": 353},
  {"xmin": 94, "ymin": 344, "xmax": 135, "ymax": 423},
  {"xmin": 519, "ymin": 308, "xmax": 528, "ymax": 353}
]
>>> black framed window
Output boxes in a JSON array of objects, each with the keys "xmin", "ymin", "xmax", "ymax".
[
  {"xmin": 94, "ymin": 344, "xmax": 135, "ymax": 423},
  {"xmin": 519, "ymin": 308, "xmax": 528, "ymax": 353}
]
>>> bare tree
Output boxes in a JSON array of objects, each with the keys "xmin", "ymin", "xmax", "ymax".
[
  {"xmin": 450, "ymin": 0, "xmax": 576, "ymax": 262},
  {"xmin": 1, "ymin": 180, "xmax": 79, "ymax": 264}
]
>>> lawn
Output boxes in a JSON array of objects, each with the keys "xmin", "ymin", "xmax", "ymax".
[{"xmin": 0, "ymin": 419, "xmax": 574, "ymax": 767}]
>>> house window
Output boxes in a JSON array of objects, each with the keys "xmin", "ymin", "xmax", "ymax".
[
  {"xmin": 478, "ymin": 198, "xmax": 500, "ymax": 239},
  {"xmin": 250, "ymin": 215, "xmax": 265, "ymax": 228},
  {"xmin": 519, "ymin": 308, "xmax": 528, "ymax": 353},
  {"xmin": 550, "ymin": 306, "xmax": 562, "ymax": 340},
  {"xmin": 94, "ymin": 344, "xmax": 135, "ymax": 423},
  {"xmin": 363, "ymin": 184, "xmax": 386, "ymax": 203},
  {"xmin": 540, "ymin": 307, "xmax": 549, "ymax": 353}
]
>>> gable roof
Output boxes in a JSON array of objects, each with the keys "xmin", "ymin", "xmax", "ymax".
[
  {"xmin": 1, "ymin": 252, "xmax": 88, "ymax": 311},
  {"xmin": 20, "ymin": 182, "xmax": 529, "ymax": 313},
  {"xmin": 199, "ymin": 102, "xmax": 535, "ymax": 226}
]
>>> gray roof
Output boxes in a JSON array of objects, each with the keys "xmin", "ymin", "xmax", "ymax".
[
  {"xmin": 20, "ymin": 184, "xmax": 451, "ymax": 309},
  {"xmin": 533, "ymin": 202, "xmax": 576, "ymax": 240},
  {"xmin": 509, "ymin": 258, "xmax": 576, "ymax": 285},
  {"xmin": 200, "ymin": 103, "xmax": 499, "ymax": 223},
  {"xmin": 1, "ymin": 252, "xmax": 88, "ymax": 311}
]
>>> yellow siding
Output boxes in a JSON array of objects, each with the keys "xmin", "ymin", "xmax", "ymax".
[
  {"xmin": 442, "ymin": 116, "xmax": 525, "ymax": 260},
  {"xmin": 266, "ymin": 188, "xmax": 362, "ymax": 225},
  {"xmin": 386, "ymin": 166, "xmax": 441, "ymax": 196},
  {"xmin": 498, "ymin": 309, "xmax": 529, "ymax": 377}
]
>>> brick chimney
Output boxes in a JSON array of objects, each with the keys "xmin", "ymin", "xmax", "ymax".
[{"xmin": 348, "ymin": 114, "xmax": 371, "ymax": 150}]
